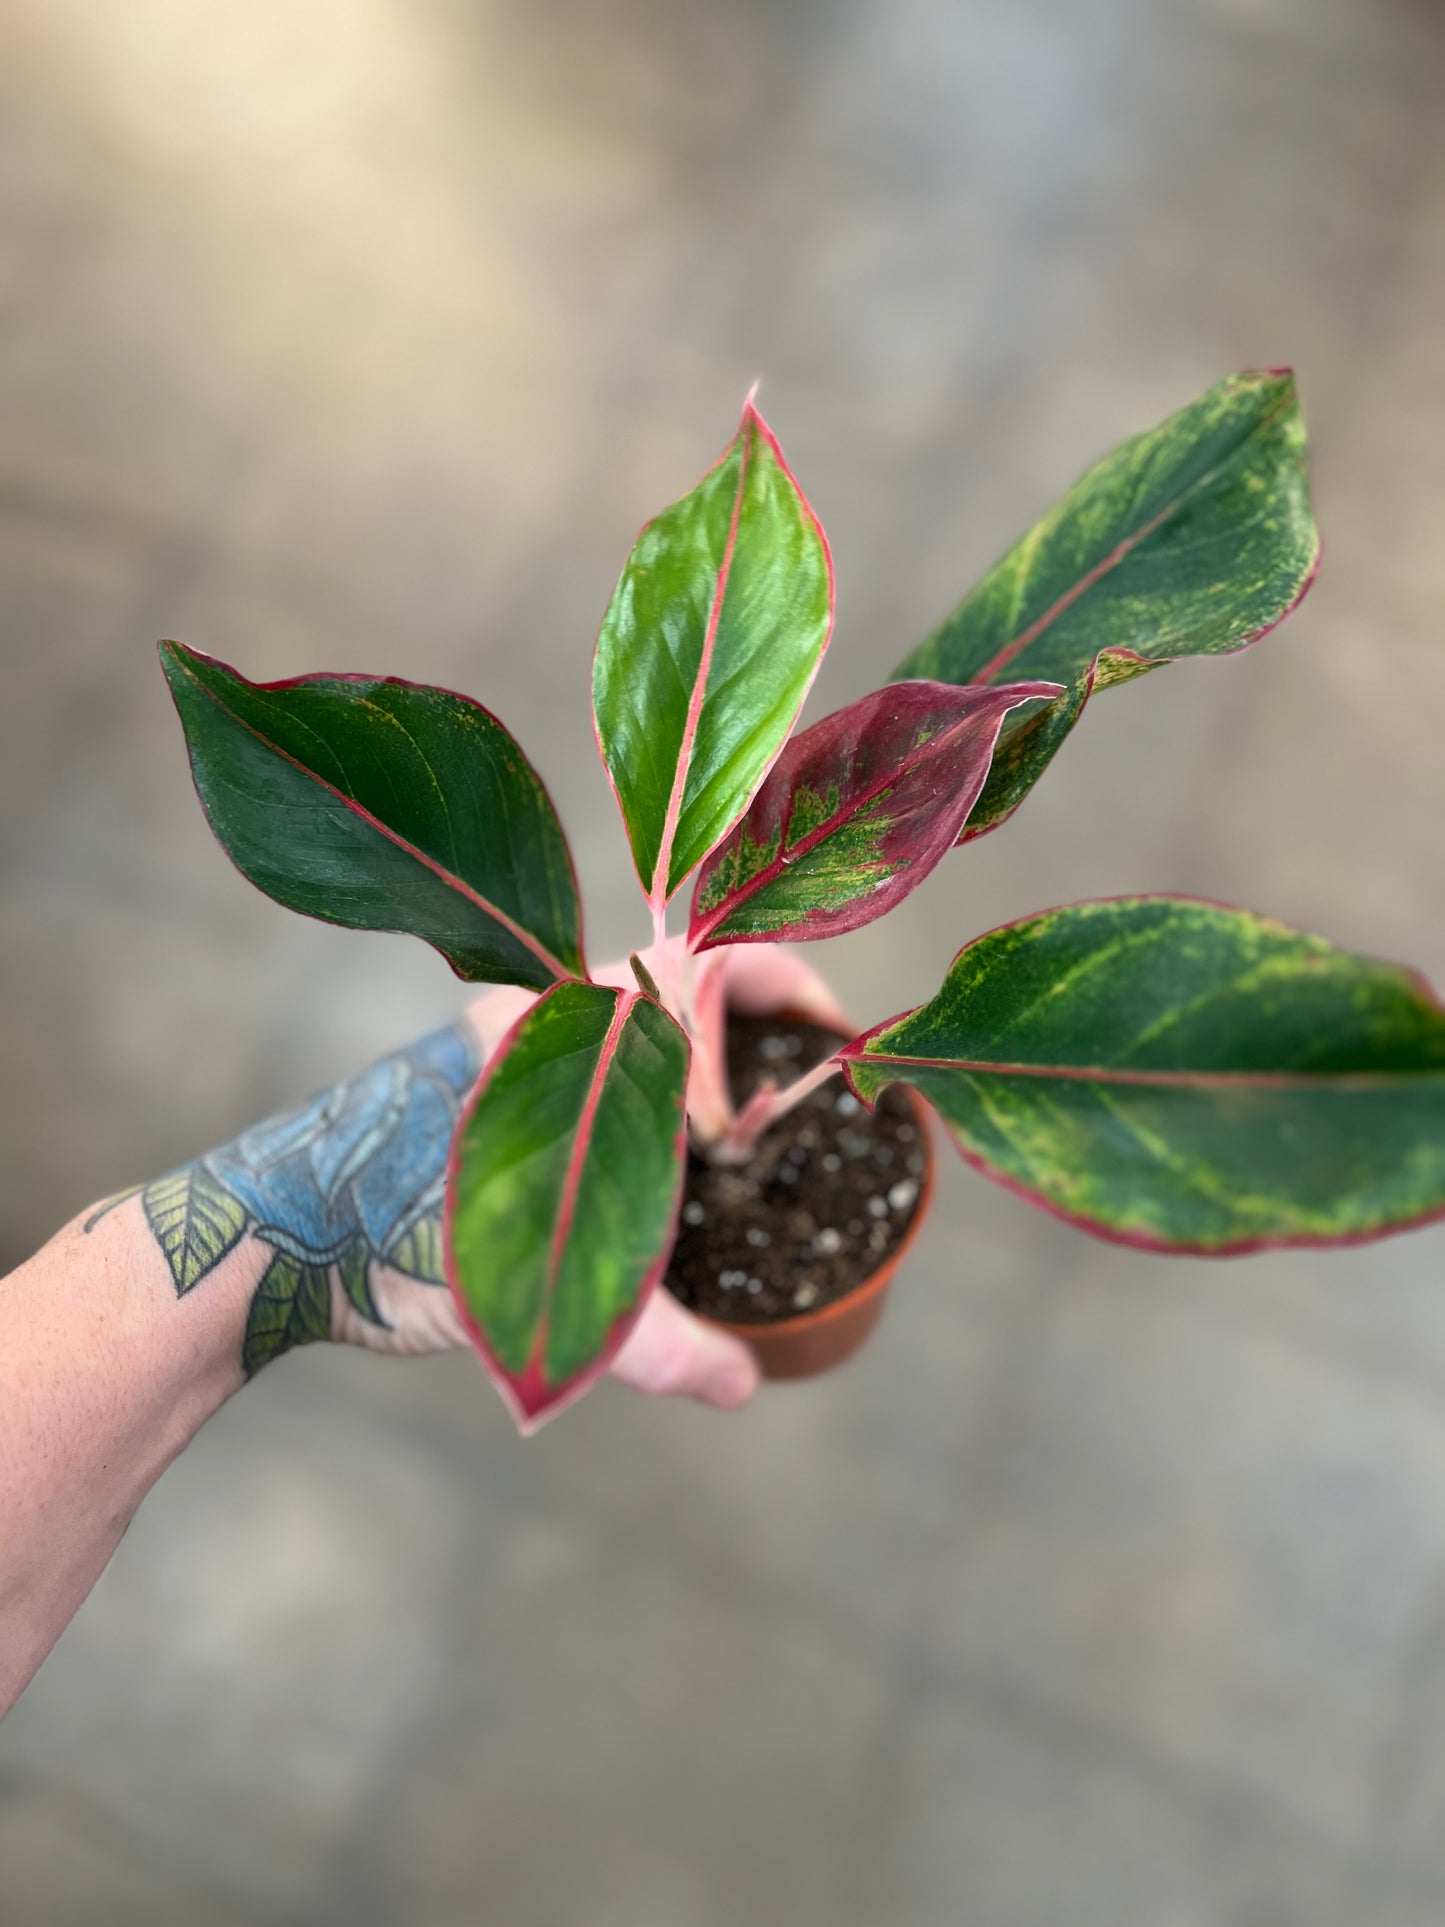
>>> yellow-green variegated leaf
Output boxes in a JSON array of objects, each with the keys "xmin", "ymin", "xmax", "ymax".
[
  {"xmin": 892, "ymin": 371, "xmax": 1319, "ymax": 841},
  {"xmin": 841, "ymin": 897, "xmax": 1445, "ymax": 1253}
]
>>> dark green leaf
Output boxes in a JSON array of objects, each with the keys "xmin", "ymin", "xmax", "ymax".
[
  {"xmin": 592, "ymin": 399, "xmax": 833, "ymax": 908},
  {"xmin": 160, "ymin": 643, "xmax": 585, "ymax": 990},
  {"xmin": 892, "ymin": 371, "xmax": 1319, "ymax": 838},
  {"xmin": 143, "ymin": 1164, "xmax": 248, "ymax": 1295},
  {"xmin": 446, "ymin": 982, "xmax": 690, "ymax": 1431},
  {"xmin": 842, "ymin": 897, "xmax": 1445, "ymax": 1252}
]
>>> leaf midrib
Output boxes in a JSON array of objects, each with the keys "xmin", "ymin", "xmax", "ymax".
[
  {"xmin": 649, "ymin": 427, "xmax": 752, "ymax": 907},
  {"xmin": 529, "ymin": 990, "xmax": 636, "ymax": 1385},
  {"xmin": 851, "ymin": 1051, "xmax": 1445, "ymax": 1092}
]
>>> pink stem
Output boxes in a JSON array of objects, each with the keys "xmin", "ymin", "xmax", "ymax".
[
  {"xmin": 682, "ymin": 948, "xmax": 736, "ymax": 1143},
  {"xmin": 710, "ymin": 1054, "xmax": 843, "ymax": 1166},
  {"xmin": 645, "ymin": 900, "xmax": 685, "ymax": 1022}
]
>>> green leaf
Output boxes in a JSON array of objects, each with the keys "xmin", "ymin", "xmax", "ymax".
[
  {"xmin": 445, "ymin": 982, "xmax": 690, "ymax": 1432},
  {"xmin": 160, "ymin": 643, "xmax": 585, "ymax": 990},
  {"xmin": 143, "ymin": 1164, "xmax": 248, "ymax": 1294},
  {"xmin": 592, "ymin": 398, "xmax": 833, "ymax": 908},
  {"xmin": 841, "ymin": 897, "xmax": 1445, "ymax": 1252},
  {"xmin": 242, "ymin": 1254, "xmax": 333, "ymax": 1375},
  {"xmin": 892, "ymin": 371, "xmax": 1319, "ymax": 839}
]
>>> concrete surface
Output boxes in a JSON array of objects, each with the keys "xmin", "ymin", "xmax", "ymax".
[{"xmin": 1, "ymin": 0, "xmax": 1443, "ymax": 1921}]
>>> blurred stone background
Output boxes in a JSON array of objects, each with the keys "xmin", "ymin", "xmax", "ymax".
[{"xmin": 2, "ymin": 0, "xmax": 1444, "ymax": 1920}]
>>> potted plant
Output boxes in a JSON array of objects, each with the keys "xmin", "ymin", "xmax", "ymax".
[{"xmin": 159, "ymin": 370, "xmax": 1445, "ymax": 1432}]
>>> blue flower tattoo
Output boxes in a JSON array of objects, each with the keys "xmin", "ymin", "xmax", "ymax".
[{"xmin": 86, "ymin": 1025, "xmax": 479, "ymax": 1373}]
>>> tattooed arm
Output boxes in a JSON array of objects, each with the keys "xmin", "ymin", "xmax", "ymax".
[{"xmin": 0, "ymin": 975, "xmax": 768, "ymax": 1716}]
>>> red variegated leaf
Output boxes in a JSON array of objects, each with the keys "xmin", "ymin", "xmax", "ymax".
[{"xmin": 688, "ymin": 678, "xmax": 1061, "ymax": 949}]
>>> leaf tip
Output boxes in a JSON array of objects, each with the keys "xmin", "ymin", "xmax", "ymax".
[
  {"xmin": 158, "ymin": 637, "xmax": 227, "ymax": 692},
  {"xmin": 735, "ymin": 385, "xmax": 786, "ymax": 469}
]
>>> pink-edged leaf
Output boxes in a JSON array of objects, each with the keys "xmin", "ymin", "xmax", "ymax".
[
  {"xmin": 687, "ymin": 678, "xmax": 1061, "ymax": 949},
  {"xmin": 160, "ymin": 642, "xmax": 585, "ymax": 989},
  {"xmin": 840, "ymin": 896, "xmax": 1445, "ymax": 1254},
  {"xmin": 592, "ymin": 396, "xmax": 834, "ymax": 909},
  {"xmin": 892, "ymin": 370, "xmax": 1320, "ymax": 844},
  {"xmin": 444, "ymin": 981, "xmax": 690, "ymax": 1433}
]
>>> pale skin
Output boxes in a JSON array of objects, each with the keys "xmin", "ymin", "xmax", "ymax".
[{"xmin": 0, "ymin": 941, "xmax": 848, "ymax": 1716}]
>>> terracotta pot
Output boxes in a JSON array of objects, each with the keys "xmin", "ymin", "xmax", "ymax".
[{"xmin": 692, "ymin": 1005, "xmax": 937, "ymax": 1380}]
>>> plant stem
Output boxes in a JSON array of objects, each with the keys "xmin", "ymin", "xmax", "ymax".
[
  {"xmin": 710, "ymin": 1054, "xmax": 844, "ymax": 1165},
  {"xmin": 680, "ymin": 945, "xmax": 736, "ymax": 1145},
  {"xmin": 646, "ymin": 899, "xmax": 681, "ymax": 1019}
]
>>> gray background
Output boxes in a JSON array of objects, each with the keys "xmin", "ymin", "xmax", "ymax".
[{"xmin": 2, "ymin": 0, "xmax": 1444, "ymax": 1920}]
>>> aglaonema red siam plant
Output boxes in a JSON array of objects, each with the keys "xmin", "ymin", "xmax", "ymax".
[{"xmin": 161, "ymin": 371, "xmax": 1445, "ymax": 1431}]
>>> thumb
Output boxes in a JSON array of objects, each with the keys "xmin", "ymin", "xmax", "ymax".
[{"xmin": 609, "ymin": 1285, "xmax": 760, "ymax": 1410}]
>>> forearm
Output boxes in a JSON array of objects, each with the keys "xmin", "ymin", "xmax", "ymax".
[
  {"xmin": 0, "ymin": 1199, "xmax": 258, "ymax": 1712},
  {"xmin": 0, "ymin": 1016, "xmax": 481, "ymax": 1714}
]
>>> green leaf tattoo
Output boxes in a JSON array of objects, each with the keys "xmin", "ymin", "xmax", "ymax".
[
  {"xmin": 388, "ymin": 1217, "xmax": 444, "ymax": 1284},
  {"xmin": 337, "ymin": 1236, "xmax": 386, "ymax": 1327},
  {"xmin": 242, "ymin": 1255, "xmax": 334, "ymax": 1376},
  {"xmin": 142, "ymin": 1165, "xmax": 248, "ymax": 1294}
]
